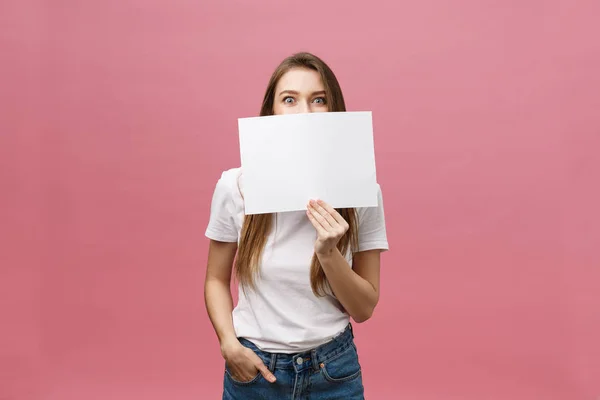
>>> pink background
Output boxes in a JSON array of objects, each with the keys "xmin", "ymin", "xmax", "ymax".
[{"xmin": 1, "ymin": 0, "xmax": 599, "ymax": 399}]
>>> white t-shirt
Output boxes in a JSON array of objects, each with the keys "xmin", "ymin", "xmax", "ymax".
[{"xmin": 205, "ymin": 167, "xmax": 389, "ymax": 353}]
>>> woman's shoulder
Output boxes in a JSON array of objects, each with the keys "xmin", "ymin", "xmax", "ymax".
[
  {"xmin": 214, "ymin": 167, "xmax": 242, "ymax": 187},
  {"xmin": 206, "ymin": 167, "xmax": 243, "ymax": 241},
  {"xmin": 355, "ymin": 183, "xmax": 388, "ymax": 251},
  {"xmin": 211, "ymin": 167, "xmax": 244, "ymax": 204},
  {"xmin": 356, "ymin": 183, "xmax": 383, "ymax": 213}
]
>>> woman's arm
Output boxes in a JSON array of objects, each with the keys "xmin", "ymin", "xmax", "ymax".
[
  {"xmin": 204, "ymin": 239, "xmax": 277, "ymax": 383},
  {"xmin": 307, "ymin": 199, "xmax": 383, "ymax": 323},
  {"xmin": 317, "ymin": 248, "xmax": 380, "ymax": 323},
  {"xmin": 204, "ymin": 239, "xmax": 239, "ymax": 352}
]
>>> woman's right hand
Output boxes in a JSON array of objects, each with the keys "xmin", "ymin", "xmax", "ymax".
[{"xmin": 221, "ymin": 339, "xmax": 277, "ymax": 383}]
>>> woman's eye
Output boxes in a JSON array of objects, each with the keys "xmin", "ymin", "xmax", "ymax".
[
  {"xmin": 283, "ymin": 97, "xmax": 295, "ymax": 104},
  {"xmin": 313, "ymin": 97, "xmax": 326, "ymax": 104}
]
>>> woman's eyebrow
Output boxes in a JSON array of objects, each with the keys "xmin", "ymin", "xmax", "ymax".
[
  {"xmin": 278, "ymin": 90, "xmax": 327, "ymax": 96},
  {"xmin": 278, "ymin": 90, "xmax": 299, "ymax": 96}
]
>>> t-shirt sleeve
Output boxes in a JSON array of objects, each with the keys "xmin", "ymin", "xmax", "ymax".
[
  {"xmin": 357, "ymin": 184, "xmax": 389, "ymax": 252},
  {"xmin": 205, "ymin": 171, "xmax": 239, "ymax": 243}
]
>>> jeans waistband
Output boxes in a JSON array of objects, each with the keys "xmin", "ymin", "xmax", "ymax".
[{"xmin": 238, "ymin": 324, "xmax": 355, "ymax": 373}]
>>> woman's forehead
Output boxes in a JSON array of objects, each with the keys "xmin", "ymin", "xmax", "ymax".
[{"xmin": 276, "ymin": 68, "xmax": 324, "ymax": 93}]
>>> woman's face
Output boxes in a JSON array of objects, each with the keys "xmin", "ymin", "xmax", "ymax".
[{"xmin": 272, "ymin": 68, "xmax": 329, "ymax": 115}]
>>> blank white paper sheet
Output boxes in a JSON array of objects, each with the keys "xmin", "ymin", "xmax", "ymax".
[{"xmin": 238, "ymin": 111, "xmax": 378, "ymax": 215}]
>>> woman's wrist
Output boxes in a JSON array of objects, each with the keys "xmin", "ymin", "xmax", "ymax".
[
  {"xmin": 220, "ymin": 335, "xmax": 241, "ymax": 358},
  {"xmin": 316, "ymin": 247, "xmax": 339, "ymax": 263}
]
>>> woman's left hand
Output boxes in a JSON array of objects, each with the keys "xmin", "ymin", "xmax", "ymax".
[{"xmin": 306, "ymin": 199, "xmax": 349, "ymax": 256}]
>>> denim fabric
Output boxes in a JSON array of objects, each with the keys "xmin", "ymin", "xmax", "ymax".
[{"xmin": 222, "ymin": 324, "xmax": 364, "ymax": 400}]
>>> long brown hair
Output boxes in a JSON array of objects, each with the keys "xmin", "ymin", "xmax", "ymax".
[{"xmin": 235, "ymin": 52, "xmax": 358, "ymax": 296}]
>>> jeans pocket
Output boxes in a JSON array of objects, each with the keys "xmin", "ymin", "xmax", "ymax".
[
  {"xmin": 320, "ymin": 344, "xmax": 362, "ymax": 383},
  {"xmin": 225, "ymin": 362, "xmax": 262, "ymax": 386}
]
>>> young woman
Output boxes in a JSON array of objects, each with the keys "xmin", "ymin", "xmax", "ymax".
[{"xmin": 204, "ymin": 52, "xmax": 389, "ymax": 399}]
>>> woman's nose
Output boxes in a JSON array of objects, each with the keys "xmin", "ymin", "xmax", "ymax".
[{"xmin": 297, "ymin": 101, "xmax": 312, "ymax": 114}]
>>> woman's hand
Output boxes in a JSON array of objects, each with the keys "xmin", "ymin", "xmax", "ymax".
[
  {"xmin": 221, "ymin": 339, "xmax": 276, "ymax": 383},
  {"xmin": 306, "ymin": 199, "xmax": 349, "ymax": 256}
]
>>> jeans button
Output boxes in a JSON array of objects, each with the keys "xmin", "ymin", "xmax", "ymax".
[{"xmin": 296, "ymin": 357, "xmax": 303, "ymax": 365}]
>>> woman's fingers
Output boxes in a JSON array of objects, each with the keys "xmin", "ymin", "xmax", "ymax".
[
  {"xmin": 307, "ymin": 202, "xmax": 333, "ymax": 229},
  {"xmin": 307, "ymin": 209, "xmax": 329, "ymax": 237},
  {"xmin": 229, "ymin": 350, "xmax": 276, "ymax": 383},
  {"xmin": 308, "ymin": 200, "xmax": 349, "ymax": 237},
  {"xmin": 249, "ymin": 350, "xmax": 276, "ymax": 383},
  {"xmin": 309, "ymin": 200, "xmax": 338, "ymax": 228},
  {"xmin": 229, "ymin": 363, "xmax": 257, "ymax": 382},
  {"xmin": 307, "ymin": 199, "xmax": 349, "ymax": 254},
  {"xmin": 256, "ymin": 362, "xmax": 277, "ymax": 383},
  {"xmin": 316, "ymin": 200, "xmax": 348, "ymax": 228}
]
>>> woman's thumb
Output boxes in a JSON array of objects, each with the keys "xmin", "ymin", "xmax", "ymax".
[{"xmin": 256, "ymin": 362, "xmax": 276, "ymax": 383}]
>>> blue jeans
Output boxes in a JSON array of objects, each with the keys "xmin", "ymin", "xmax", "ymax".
[{"xmin": 223, "ymin": 324, "xmax": 364, "ymax": 399}]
